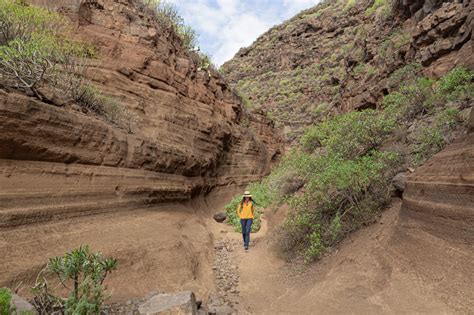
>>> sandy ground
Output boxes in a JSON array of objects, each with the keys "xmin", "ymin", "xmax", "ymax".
[
  {"xmin": 0, "ymin": 191, "xmax": 235, "ymax": 302},
  {"xmin": 226, "ymin": 199, "xmax": 474, "ymax": 314},
  {"xmin": 2, "ymin": 192, "xmax": 473, "ymax": 314}
]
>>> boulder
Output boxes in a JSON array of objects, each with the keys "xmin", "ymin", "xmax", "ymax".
[
  {"xmin": 138, "ymin": 291, "xmax": 198, "ymax": 315},
  {"xmin": 213, "ymin": 212, "xmax": 227, "ymax": 223},
  {"xmin": 11, "ymin": 294, "xmax": 37, "ymax": 314},
  {"xmin": 392, "ymin": 172, "xmax": 407, "ymax": 193}
]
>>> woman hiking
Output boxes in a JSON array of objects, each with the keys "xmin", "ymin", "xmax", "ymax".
[{"xmin": 237, "ymin": 191, "xmax": 255, "ymax": 251}]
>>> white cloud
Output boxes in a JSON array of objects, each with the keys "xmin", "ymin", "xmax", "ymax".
[
  {"xmin": 283, "ymin": 0, "xmax": 319, "ymax": 13},
  {"xmin": 213, "ymin": 13, "xmax": 271, "ymax": 65},
  {"xmin": 171, "ymin": 0, "xmax": 320, "ymax": 65}
]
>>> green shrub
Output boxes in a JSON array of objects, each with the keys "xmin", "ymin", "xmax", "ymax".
[
  {"xmin": 301, "ymin": 110, "xmax": 395, "ymax": 158},
  {"xmin": 384, "ymin": 67, "xmax": 472, "ymax": 124},
  {"xmin": 0, "ymin": 33, "xmax": 59, "ymax": 98},
  {"xmin": 0, "ymin": 1, "xmax": 72, "ymax": 98},
  {"xmin": 0, "ymin": 0, "xmax": 63, "ymax": 45},
  {"xmin": 193, "ymin": 51, "xmax": 213, "ymax": 71},
  {"xmin": 32, "ymin": 245, "xmax": 118, "ymax": 314},
  {"xmin": 311, "ymin": 102, "xmax": 329, "ymax": 119},
  {"xmin": 0, "ymin": 288, "xmax": 12, "ymax": 315},
  {"xmin": 413, "ymin": 107, "xmax": 461, "ymax": 164},
  {"xmin": 354, "ymin": 63, "xmax": 366, "ymax": 75},
  {"xmin": 176, "ymin": 24, "xmax": 197, "ymax": 51},
  {"xmin": 72, "ymin": 84, "xmax": 133, "ymax": 131},
  {"xmin": 436, "ymin": 67, "xmax": 473, "ymax": 101},
  {"xmin": 382, "ymin": 77, "xmax": 436, "ymax": 121},
  {"xmin": 344, "ymin": 0, "xmax": 356, "ymax": 11},
  {"xmin": 0, "ymin": 1, "xmax": 136, "ymax": 129},
  {"xmin": 138, "ymin": 0, "xmax": 198, "ymax": 51},
  {"xmin": 277, "ymin": 150, "xmax": 398, "ymax": 261},
  {"xmin": 366, "ymin": 0, "xmax": 389, "ymax": 16},
  {"xmin": 393, "ymin": 32, "xmax": 411, "ymax": 49},
  {"xmin": 388, "ymin": 63, "xmax": 422, "ymax": 88},
  {"xmin": 305, "ymin": 229, "xmax": 324, "ymax": 262}
]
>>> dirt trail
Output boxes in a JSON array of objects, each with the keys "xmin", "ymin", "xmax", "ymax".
[
  {"xmin": 0, "ymin": 188, "xmax": 244, "ymax": 303},
  {"xmin": 2, "ymin": 189, "xmax": 473, "ymax": 313},
  {"xmin": 218, "ymin": 199, "xmax": 473, "ymax": 314}
]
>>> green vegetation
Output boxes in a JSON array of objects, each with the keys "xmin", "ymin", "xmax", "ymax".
[
  {"xmin": 353, "ymin": 63, "xmax": 377, "ymax": 76},
  {"xmin": 73, "ymin": 85, "xmax": 134, "ymax": 131},
  {"xmin": 366, "ymin": 0, "xmax": 390, "ymax": 16},
  {"xmin": 137, "ymin": 0, "xmax": 214, "ymax": 69},
  {"xmin": 301, "ymin": 109, "xmax": 395, "ymax": 157},
  {"xmin": 0, "ymin": 1, "xmax": 67, "ymax": 98},
  {"xmin": 379, "ymin": 30, "xmax": 411, "ymax": 58},
  {"xmin": 383, "ymin": 67, "xmax": 472, "ymax": 165},
  {"xmin": 0, "ymin": 288, "xmax": 12, "ymax": 315},
  {"xmin": 0, "ymin": 1, "xmax": 132, "ymax": 129},
  {"xmin": 311, "ymin": 102, "xmax": 329, "ymax": 119},
  {"xmin": 344, "ymin": 0, "xmax": 356, "ymax": 11},
  {"xmin": 387, "ymin": 63, "xmax": 422, "ymax": 88},
  {"xmin": 234, "ymin": 56, "xmax": 348, "ymax": 137},
  {"xmin": 31, "ymin": 245, "xmax": 118, "ymax": 314},
  {"xmin": 278, "ymin": 108, "xmax": 399, "ymax": 262},
  {"xmin": 228, "ymin": 67, "xmax": 472, "ymax": 262},
  {"xmin": 413, "ymin": 107, "xmax": 461, "ymax": 164},
  {"xmin": 136, "ymin": 0, "xmax": 197, "ymax": 50},
  {"xmin": 437, "ymin": 67, "xmax": 474, "ymax": 101},
  {"xmin": 0, "ymin": 0, "xmax": 64, "ymax": 44}
]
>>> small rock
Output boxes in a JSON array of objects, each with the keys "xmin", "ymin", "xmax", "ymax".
[
  {"xmin": 138, "ymin": 291, "xmax": 198, "ymax": 315},
  {"xmin": 392, "ymin": 172, "xmax": 407, "ymax": 193},
  {"xmin": 11, "ymin": 294, "xmax": 37, "ymax": 314},
  {"xmin": 213, "ymin": 212, "xmax": 227, "ymax": 223}
]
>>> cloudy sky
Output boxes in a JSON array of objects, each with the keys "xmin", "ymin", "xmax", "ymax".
[{"xmin": 169, "ymin": 0, "xmax": 320, "ymax": 66}]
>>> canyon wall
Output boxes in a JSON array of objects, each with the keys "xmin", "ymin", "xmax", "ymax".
[
  {"xmin": 222, "ymin": 0, "xmax": 473, "ymax": 140},
  {"xmin": 0, "ymin": 0, "xmax": 283, "ymax": 227},
  {"xmin": 394, "ymin": 108, "xmax": 474, "ymax": 310}
]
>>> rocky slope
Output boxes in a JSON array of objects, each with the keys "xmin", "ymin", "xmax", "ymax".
[
  {"xmin": 223, "ymin": 0, "xmax": 473, "ymax": 141},
  {"xmin": 0, "ymin": 0, "xmax": 283, "ymax": 228},
  {"xmin": 396, "ymin": 108, "xmax": 474, "ymax": 310}
]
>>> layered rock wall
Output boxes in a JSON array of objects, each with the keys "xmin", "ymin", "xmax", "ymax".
[
  {"xmin": 0, "ymin": 0, "xmax": 282, "ymax": 227},
  {"xmin": 402, "ymin": 109, "xmax": 474, "ymax": 243}
]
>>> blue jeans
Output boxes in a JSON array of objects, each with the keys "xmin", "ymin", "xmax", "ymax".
[{"xmin": 240, "ymin": 219, "xmax": 253, "ymax": 248}]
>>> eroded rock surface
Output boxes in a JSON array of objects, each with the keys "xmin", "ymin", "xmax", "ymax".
[
  {"xmin": 138, "ymin": 291, "xmax": 198, "ymax": 315},
  {"xmin": 0, "ymin": 0, "xmax": 283, "ymax": 228},
  {"xmin": 0, "ymin": 0, "xmax": 282, "ymax": 301},
  {"xmin": 400, "ymin": 108, "xmax": 474, "ymax": 310},
  {"xmin": 222, "ymin": 0, "xmax": 473, "ymax": 139}
]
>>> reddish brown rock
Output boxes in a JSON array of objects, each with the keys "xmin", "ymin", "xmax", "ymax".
[
  {"xmin": 0, "ymin": 0, "xmax": 283, "ymax": 228},
  {"xmin": 222, "ymin": 0, "xmax": 473, "ymax": 140}
]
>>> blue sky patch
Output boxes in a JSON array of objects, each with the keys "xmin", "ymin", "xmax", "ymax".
[{"xmin": 169, "ymin": 0, "xmax": 320, "ymax": 65}]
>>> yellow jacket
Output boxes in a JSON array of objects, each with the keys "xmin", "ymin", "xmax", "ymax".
[{"xmin": 237, "ymin": 201, "xmax": 254, "ymax": 219}]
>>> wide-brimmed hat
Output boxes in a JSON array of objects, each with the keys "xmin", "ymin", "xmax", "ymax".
[{"xmin": 243, "ymin": 191, "xmax": 252, "ymax": 197}]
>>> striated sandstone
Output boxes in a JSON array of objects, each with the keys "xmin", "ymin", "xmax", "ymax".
[
  {"xmin": 0, "ymin": 0, "xmax": 283, "ymax": 228},
  {"xmin": 0, "ymin": 0, "xmax": 282, "ymax": 300},
  {"xmin": 396, "ymin": 109, "xmax": 474, "ymax": 311}
]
